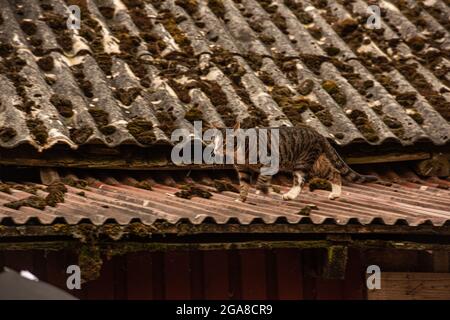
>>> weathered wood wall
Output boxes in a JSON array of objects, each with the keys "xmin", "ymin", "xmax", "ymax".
[{"xmin": 0, "ymin": 248, "xmax": 365, "ymax": 300}]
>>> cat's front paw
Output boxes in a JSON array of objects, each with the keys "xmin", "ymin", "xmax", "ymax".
[
  {"xmin": 235, "ymin": 198, "xmax": 246, "ymax": 203},
  {"xmin": 282, "ymin": 193, "xmax": 296, "ymax": 201},
  {"xmin": 328, "ymin": 193, "xmax": 340, "ymax": 200}
]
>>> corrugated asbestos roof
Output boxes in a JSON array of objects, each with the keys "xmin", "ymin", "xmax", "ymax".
[
  {"xmin": 0, "ymin": 168, "xmax": 449, "ymax": 227},
  {"xmin": 0, "ymin": 0, "xmax": 449, "ymax": 152}
]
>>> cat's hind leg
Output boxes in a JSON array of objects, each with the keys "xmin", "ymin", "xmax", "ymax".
[
  {"xmin": 312, "ymin": 154, "xmax": 342, "ymax": 200},
  {"xmin": 283, "ymin": 151, "xmax": 319, "ymax": 201},
  {"xmin": 236, "ymin": 167, "xmax": 252, "ymax": 202},
  {"xmin": 255, "ymin": 173, "xmax": 273, "ymax": 195},
  {"xmin": 328, "ymin": 171, "xmax": 342, "ymax": 200},
  {"xmin": 282, "ymin": 171, "xmax": 305, "ymax": 200}
]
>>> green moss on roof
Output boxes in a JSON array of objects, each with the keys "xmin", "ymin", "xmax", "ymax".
[
  {"xmin": 26, "ymin": 118, "xmax": 48, "ymax": 145},
  {"xmin": 127, "ymin": 118, "xmax": 156, "ymax": 145}
]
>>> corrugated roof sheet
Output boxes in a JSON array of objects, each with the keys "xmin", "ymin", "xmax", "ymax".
[
  {"xmin": 0, "ymin": 168, "xmax": 449, "ymax": 227},
  {"xmin": 0, "ymin": 0, "xmax": 449, "ymax": 152}
]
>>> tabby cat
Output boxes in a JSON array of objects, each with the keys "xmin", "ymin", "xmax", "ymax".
[{"xmin": 214, "ymin": 123, "xmax": 378, "ymax": 202}]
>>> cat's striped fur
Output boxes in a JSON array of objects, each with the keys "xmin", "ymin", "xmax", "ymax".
[{"xmin": 217, "ymin": 124, "xmax": 377, "ymax": 202}]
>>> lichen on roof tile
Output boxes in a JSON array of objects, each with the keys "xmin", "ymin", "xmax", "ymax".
[{"xmin": 0, "ymin": 0, "xmax": 448, "ymax": 152}]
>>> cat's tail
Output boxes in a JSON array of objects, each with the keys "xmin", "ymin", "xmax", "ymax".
[{"xmin": 322, "ymin": 138, "xmax": 378, "ymax": 183}]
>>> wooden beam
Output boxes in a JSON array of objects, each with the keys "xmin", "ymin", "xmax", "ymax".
[
  {"xmin": 0, "ymin": 148, "xmax": 439, "ymax": 169},
  {"xmin": 414, "ymin": 153, "xmax": 450, "ymax": 177},
  {"xmin": 433, "ymin": 251, "xmax": 449, "ymax": 273},
  {"xmin": 345, "ymin": 152, "xmax": 431, "ymax": 165},
  {"xmin": 0, "ymin": 239, "xmax": 450, "ymax": 255},
  {"xmin": 2, "ymin": 223, "xmax": 450, "ymax": 238},
  {"xmin": 323, "ymin": 246, "xmax": 348, "ymax": 279},
  {"xmin": 368, "ymin": 272, "xmax": 450, "ymax": 300}
]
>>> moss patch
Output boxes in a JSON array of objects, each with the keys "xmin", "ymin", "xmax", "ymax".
[
  {"xmin": 243, "ymin": 106, "xmax": 269, "ymax": 128},
  {"xmin": 297, "ymin": 79, "xmax": 314, "ymax": 95},
  {"xmin": 284, "ymin": 0, "xmax": 313, "ymax": 25},
  {"xmin": 321, "ymin": 80, "xmax": 346, "ymax": 106},
  {"xmin": 72, "ymin": 65, "xmax": 94, "ymax": 98},
  {"xmin": 155, "ymin": 111, "xmax": 177, "ymax": 136},
  {"xmin": 309, "ymin": 178, "xmax": 331, "ymax": 191},
  {"xmin": 98, "ymin": 6, "xmax": 115, "ymax": 19},
  {"xmin": 321, "ymin": 80, "xmax": 338, "ymax": 94},
  {"xmin": 61, "ymin": 177, "xmax": 88, "ymax": 189},
  {"xmin": 26, "ymin": 118, "xmax": 48, "ymax": 144},
  {"xmin": 259, "ymin": 34, "xmax": 275, "ymax": 45},
  {"xmin": 158, "ymin": 11, "xmax": 194, "ymax": 55},
  {"xmin": 185, "ymin": 105, "xmax": 203, "ymax": 122},
  {"xmin": 214, "ymin": 179, "xmax": 239, "ymax": 193},
  {"xmin": 4, "ymin": 195, "xmax": 47, "ymax": 210},
  {"xmin": 308, "ymin": 26, "xmax": 323, "ymax": 40},
  {"xmin": 0, "ymin": 49, "xmax": 40, "ymax": 116},
  {"xmin": 315, "ymin": 109, "xmax": 333, "ymax": 127},
  {"xmin": 168, "ymin": 79, "xmax": 192, "ymax": 104},
  {"xmin": 299, "ymin": 54, "xmax": 328, "ymax": 74},
  {"xmin": 5, "ymin": 182, "xmax": 68, "ymax": 210},
  {"xmin": 37, "ymin": 55, "xmax": 54, "ymax": 72},
  {"xmin": 334, "ymin": 18, "xmax": 359, "ymax": 37},
  {"xmin": 208, "ymin": 0, "xmax": 226, "ymax": 19},
  {"xmin": 407, "ymin": 35, "xmax": 426, "ymax": 51},
  {"xmin": 45, "ymin": 182, "xmax": 68, "ymax": 207},
  {"xmin": 383, "ymin": 115, "xmax": 405, "ymax": 138},
  {"xmin": 211, "ymin": 48, "xmax": 268, "ymax": 127},
  {"xmin": 70, "ymin": 126, "xmax": 94, "ymax": 144},
  {"xmin": 383, "ymin": 115, "xmax": 402, "ymax": 129},
  {"xmin": 20, "ymin": 20, "xmax": 37, "ymax": 36},
  {"xmin": 133, "ymin": 181, "xmax": 153, "ymax": 190},
  {"xmin": 41, "ymin": 11, "xmax": 73, "ymax": 52},
  {"xmin": 272, "ymin": 86, "xmax": 307, "ymax": 126},
  {"xmin": 348, "ymin": 110, "xmax": 379, "ymax": 142},
  {"xmin": 245, "ymin": 52, "xmax": 264, "ymax": 71},
  {"xmin": 15, "ymin": 101, "xmax": 35, "ymax": 114},
  {"xmin": 408, "ymin": 109, "xmax": 424, "ymax": 124},
  {"xmin": 216, "ymin": 105, "xmax": 236, "ymax": 127},
  {"xmin": 298, "ymin": 204, "xmax": 318, "ymax": 216},
  {"xmin": 272, "ymin": 12, "xmax": 288, "ymax": 34},
  {"xmin": 0, "ymin": 42, "xmax": 13, "ymax": 57},
  {"xmin": 175, "ymin": 184, "xmax": 213, "ymax": 199},
  {"xmin": 396, "ymin": 91, "xmax": 417, "ymax": 107},
  {"xmin": 89, "ymin": 109, "xmax": 116, "ymax": 135},
  {"xmin": 126, "ymin": 117, "xmax": 156, "ymax": 145},
  {"xmin": 143, "ymin": 33, "xmax": 167, "ymax": 55},
  {"xmin": 258, "ymin": 71, "xmax": 275, "ymax": 86},
  {"xmin": 114, "ymin": 87, "xmax": 141, "ymax": 106},
  {"xmin": 12, "ymin": 184, "xmax": 43, "ymax": 195},
  {"xmin": 0, "ymin": 183, "xmax": 11, "ymax": 194},
  {"xmin": 78, "ymin": 245, "xmax": 103, "ymax": 282},
  {"xmin": 50, "ymin": 94, "xmax": 74, "ymax": 118},
  {"xmin": 196, "ymin": 80, "xmax": 228, "ymax": 106},
  {"xmin": 176, "ymin": 0, "xmax": 199, "ymax": 15},
  {"xmin": 0, "ymin": 127, "xmax": 17, "ymax": 142},
  {"xmin": 324, "ymin": 46, "xmax": 340, "ymax": 56}
]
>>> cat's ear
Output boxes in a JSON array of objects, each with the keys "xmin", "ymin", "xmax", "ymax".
[{"xmin": 233, "ymin": 121, "xmax": 241, "ymax": 131}]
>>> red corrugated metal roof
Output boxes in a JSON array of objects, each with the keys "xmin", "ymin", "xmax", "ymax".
[{"xmin": 1, "ymin": 168, "xmax": 449, "ymax": 227}]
